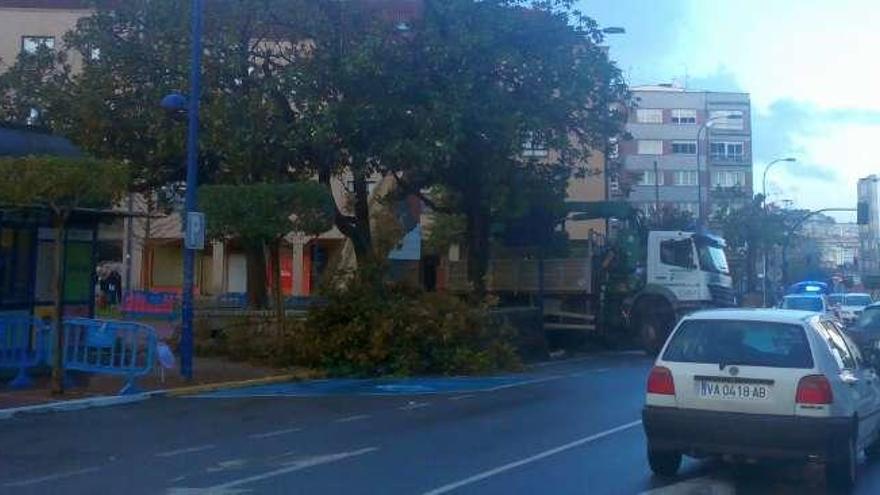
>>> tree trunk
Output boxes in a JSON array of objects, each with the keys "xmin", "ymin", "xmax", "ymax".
[
  {"xmin": 143, "ymin": 192, "xmax": 154, "ymax": 288},
  {"xmin": 270, "ymin": 239, "xmax": 285, "ymax": 336},
  {"xmin": 245, "ymin": 242, "xmax": 268, "ymax": 309},
  {"xmin": 350, "ymin": 169, "xmax": 373, "ymax": 264},
  {"xmin": 465, "ymin": 201, "xmax": 490, "ymax": 298},
  {"xmin": 745, "ymin": 239, "xmax": 756, "ymax": 294},
  {"xmin": 50, "ymin": 213, "xmax": 68, "ymax": 395}
]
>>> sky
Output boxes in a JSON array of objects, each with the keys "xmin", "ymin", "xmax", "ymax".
[{"xmin": 581, "ymin": 0, "xmax": 880, "ymax": 221}]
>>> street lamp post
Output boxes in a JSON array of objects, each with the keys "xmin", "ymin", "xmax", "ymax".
[
  {"xmin": 696, "ymin": 113, "xmax": 743, "ymax": 225},
  {"xmin": 761, "ymin": 157, "xmax": 796, "ymax": 306},
  {"xmin": 160, "ymin": 0, "xmax": 203, "ymax": 380}
]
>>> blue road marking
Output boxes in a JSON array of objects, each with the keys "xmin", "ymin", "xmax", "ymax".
[{"xmin": 190, "ymin": 375, "xmax": 537, "ymax": 398}]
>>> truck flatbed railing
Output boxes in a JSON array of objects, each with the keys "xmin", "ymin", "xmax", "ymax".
[{"xmin": 445, "ymin": 258, "xmax": 593, "ymax": 294}]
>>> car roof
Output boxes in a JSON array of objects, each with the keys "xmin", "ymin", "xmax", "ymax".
[{"xmin": 682, "ymin": 308, "xmax": 820, "ymax": 324}]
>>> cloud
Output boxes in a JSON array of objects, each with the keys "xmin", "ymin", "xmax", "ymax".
[
  {"xmin": 682, "ymin": 66, "xmax": 742, "ymax": 93},
  {"xmin": 578, "ymin": 0, "xmax": 690, "ymax": 84}
]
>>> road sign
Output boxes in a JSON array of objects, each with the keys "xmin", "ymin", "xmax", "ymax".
[{"xmin": 185, "ymin": 211, "xmax": 205, "ymax": 250}]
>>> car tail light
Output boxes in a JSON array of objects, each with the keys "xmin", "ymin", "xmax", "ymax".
[
  {"xmin": 796, "ymin": 375, "xmax": 833, "ymax": 405},
  {"xmin": 647, "ymin": 366, "xmax": 675, "ymax": 395}
]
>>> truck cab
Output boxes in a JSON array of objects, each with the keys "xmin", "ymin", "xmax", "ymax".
[
  {"xmin": 645, "ymin": 231, "xmax": 735, "ymax": 307},
  {"xmin": 633, "ymin": 231, "xmax": 735, "ymax": 354}
]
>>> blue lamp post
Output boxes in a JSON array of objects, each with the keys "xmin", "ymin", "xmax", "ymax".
[{"xmin": 161, "ymin": 0, "xmax": 203, "ymax": 380}]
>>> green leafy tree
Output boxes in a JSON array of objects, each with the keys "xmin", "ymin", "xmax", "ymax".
[
  {"xmin": 366, "ymin": 0, "xmax": 629, "ymax": 294},
  {"xmin": 0, "ymin": 157, "xmax": 128, "ymax": 394},
  {"xmin": 199, "ymin": 183, "xmax": 334, "ymax": 309},
  {"xmin": 645, "ymin": 206, "xmax": 695, "ymax": 231},
  {"xmin": 712, "ymin": 195, "xmax": 790, "ymax": 294}
]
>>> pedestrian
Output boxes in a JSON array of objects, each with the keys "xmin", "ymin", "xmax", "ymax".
[{"xmin": 106, "ymin": 270, "xmax": 122, "ymax": 307}]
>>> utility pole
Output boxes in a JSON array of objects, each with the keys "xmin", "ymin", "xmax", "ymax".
[{"xmin": 653, "ymin": 160, "xmax": 660, "ymax": 213}]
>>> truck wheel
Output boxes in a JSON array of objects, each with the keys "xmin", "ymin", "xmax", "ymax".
[
  {"xmin": 825, "ymin": 434, "xmax": 857, "ymax": 492},
  {"xmin": 647, "ymin": 446, "xmax": 681, "ymax": 477},
  {"xmin": 638, "ymin": 308, "xmax": 674, "ymax": 356}
]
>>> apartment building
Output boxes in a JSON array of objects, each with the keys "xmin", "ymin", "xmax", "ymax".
[
  {"xmin": 616, "ymin": 84, "xmax": 753, "ymax": 219},
  {"xmin": 0, "ymin": 0, "xmax": 93, "ymax": 72},
  {"xmin": 858, "ymin": 176, "xmax": 880, "ymax": 285}
]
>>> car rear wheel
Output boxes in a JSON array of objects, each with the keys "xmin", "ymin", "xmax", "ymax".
[
  {"xmin": 825, "ymin": 435, "xmax": 857, "ymax": 492},
  {"xmin": 647, "ymin": 447, "xmax": 681, "ymax": 478}
]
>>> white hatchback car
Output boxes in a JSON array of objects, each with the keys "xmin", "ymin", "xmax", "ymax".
[{"xmin": 643, "ymin": 309, "xmax": 880, "ymax": 490}]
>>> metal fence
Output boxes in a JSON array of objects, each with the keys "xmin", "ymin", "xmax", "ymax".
[{"xmin": 0, "ymin": 316, "xmax": 51, "ymax": 389}]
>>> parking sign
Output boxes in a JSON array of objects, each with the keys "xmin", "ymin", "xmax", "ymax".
[{"xmin": 185, "ymin": 211, "xmax": 206, "ymax": 250}]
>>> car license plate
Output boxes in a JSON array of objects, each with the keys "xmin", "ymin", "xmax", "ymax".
[{"xmin": 697, "ymin": 380, "xmax": 771, "ymax": 401}]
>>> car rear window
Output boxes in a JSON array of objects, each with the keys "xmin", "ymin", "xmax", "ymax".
[
  {"xmin": 856, "ymin": 308, "xmax": 880, "ymax": 329},
  {"xmin": 663, "ymin": 320, "xmax": 813, "ymax": 368},
  {"xmin": 845, "ymin": 295, "xmax": 872, "ymax": 306},
  {"xmin": 782, "ymin": 296, "xmax": 823, "ymax": 312}
]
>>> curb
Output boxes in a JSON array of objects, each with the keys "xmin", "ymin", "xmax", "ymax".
[
  {"xmin": 162, "ymin": 373, "xmax": 305, "ymax": 397},
  {"xmin": 0, "ymin": 373, "xmax": 305, "ymax": 420},
  {"xmin": 0, "ymin": 393, "xmax": 159, "ymax": 420}
]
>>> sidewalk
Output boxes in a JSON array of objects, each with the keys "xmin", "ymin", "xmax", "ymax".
[{"xmin": 0, "ymin": 357, "xmax": 311, "ymax": 410}]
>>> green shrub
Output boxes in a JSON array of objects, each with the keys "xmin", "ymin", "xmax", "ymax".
[{"xmin": 289, "ymin": 269, "xmax": 521, "ymax": 376}]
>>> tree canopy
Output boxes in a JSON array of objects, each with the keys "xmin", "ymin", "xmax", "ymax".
[
  {"xmin": 199, "ymin": 182, "xmax": 334, "ymax": 243},
  {"xmin": 0, "ymin": 156, "xmax": 128, "ymax": 214}
]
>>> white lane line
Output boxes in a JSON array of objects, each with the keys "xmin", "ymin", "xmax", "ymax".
[
  {"xmin": 399, "ymin": 401, "xmax": 430, "ymax": 410},
  {"xmin": 335, "ymin": 414, "xmax": 371, "ymax": 423},
  {"xmin": 186, "ymin": 447, "xmax": 379, "ymax": 491},
  {"xmin": 155, "ymin": 444, "xmax": 217, "ymax": 458},
  {"xmin": 248, "ymin": 428, "xmax": 301, "ymax": 439},
  {"xmin": 421, "ymin": 420, "xmax": 642, "ymax": 495},
  {"xmin": 3, "ymin": 466, "xmax": 103, "ymax": 488},
  {"xmin": 567, "ymin": 372, "xmax": 587, "ymax": 378},
  {"xmin": 594, "ymin": 368, "xmax": 611, "ymax": 373},
  {"xmin": 449, "ymin": 394, "xmax": 475, "ymax": 401},
  {"xmin": 485, "ymin": 375, "xmax": 564, "ymax": 391}
]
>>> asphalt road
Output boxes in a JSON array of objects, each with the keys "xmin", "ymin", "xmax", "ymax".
[{"xmin": 5, "ymin": 353, "xmax": 880, "ymax": 494}]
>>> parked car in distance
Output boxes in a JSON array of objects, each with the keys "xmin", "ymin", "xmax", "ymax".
[
  {"xmin": 846, "ymin": 303, "xmax": 880, "ymax": 349},
  {"xmin": 780, "ymin": 294, "xmax": 828, "ymax": 313},
  {"xmin": 643, "ymin": 309, "xmax": 880, "ymax": 491},
  {"xmin": 829, "ymin": 293, "xmax": 873, "ymax": 326}
]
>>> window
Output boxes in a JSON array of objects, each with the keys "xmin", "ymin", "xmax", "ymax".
[
  {"xmin": 639, "ymin": 170, "xmax": 664, "ymax": 186},
  {"xmin": 712, "ymin": 170, "xmax": 746, "ymax": 188},
  {"xmin": 522, "ymin": 132, "xmax": 548, "ymax": 157},
  {"xmin": 673, "ymin": 170, "xmax": 698, "ymax": 186},
  {"xmin": 815, "ymin": 320, "xmax": 857, "ymax": 370},
  {"xmin": 345, "ymin": 179, "xmax": 378, "ymax": 196},
  {"xmin": 663, "ymin": 320, "xmax": 813, "ymax": 369},
  {"xmin": 676, "ymin": 202, "xmax": 697, "ymax": 214},
  {"xmin": 660, "ymin": 238, "xmax": 695, "ymax": 269},
  {"xmin": 89, "ymin": 46, "xmax": 101, "ymax": 61},
  {"xmin": 637, "ymin": 140, "xmax": 663, "ymax": 155},
  {"xmin": 21, "ymin": 36, "xmax": 54, "ymax": 54},
  {"xmin": 781, "ymin": 296, "xmax": 825, "ymax": 312},
  {"xmin": 709, "ymin": 110, "xmax": 744, "ymax": 130},
  {"xmin": 845, "ymin": 294, "xmax": 873, "ymax": 306},
  {"xmin": 710, "ymin": 141, "xmax": 744, "ymax": 162},
  {"xmin": 671, "ymin": 141, "xmax": 696, "ymax": 155},
  {"xmin": 636, "ymin": 109, "xmax": 663, "ymax": 124},
  {"xmin": 638, "ymin": 203, "xmax": 656, "ymax": 217},
  {"xmin": 671, "ymin": 109, "xmax": 697, "ymax": 124}
]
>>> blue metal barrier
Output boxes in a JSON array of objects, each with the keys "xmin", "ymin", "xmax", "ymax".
[
  {"xmin": 215, "ymin": 292, "xmax": 247, "ymax": 309},
  {"xmin": 63, "ymin": 319, "xmax": 157, "ymax": 395},
  {"xmin": 0, "ymin": 316, "xmax": 51, "ymax": 389}
]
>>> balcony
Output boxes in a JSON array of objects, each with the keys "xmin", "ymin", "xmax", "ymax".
[
  {"xmin": 710, "ymin": 185, "xmax": 750, "ymax": 199},
  {"xmin": 709, "ymin": 153, "xmax": 748, "ymax": 165}
]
